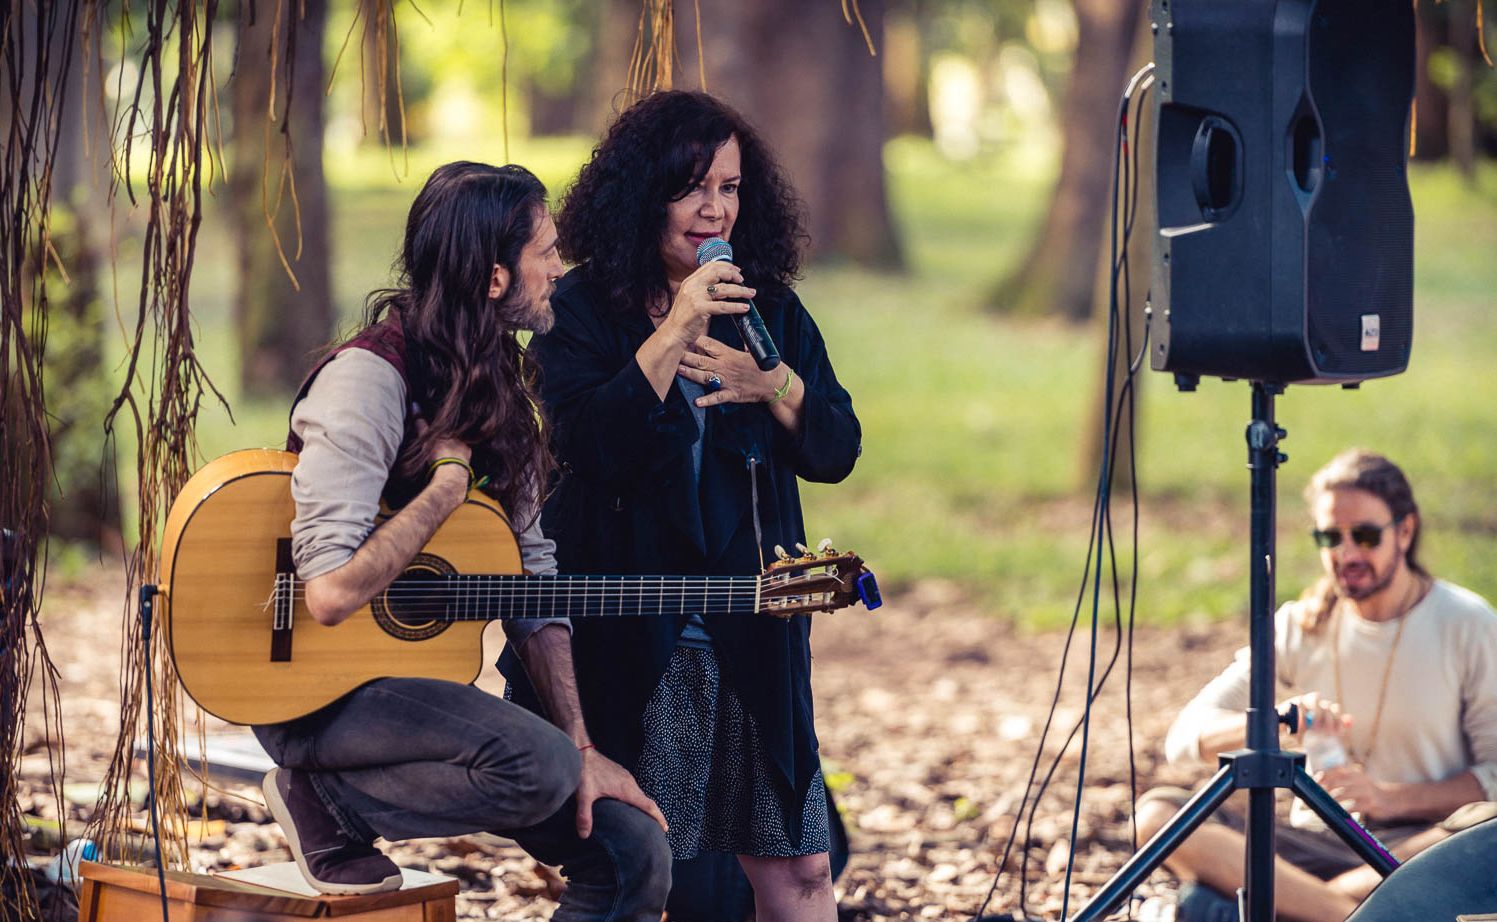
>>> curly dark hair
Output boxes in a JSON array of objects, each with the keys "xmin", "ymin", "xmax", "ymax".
[
  {"xmin": 363, "ymin": 161, "xmax": 554, "ymax": 524},
  {"xmin": 556, "ymin": 90, "xmax": 807, "ymax": 314}
]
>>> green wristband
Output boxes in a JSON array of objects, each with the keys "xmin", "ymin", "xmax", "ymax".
[
  {"xmin": 429, "ymin": 457, "xmax": 475, "ymax": 491},
  {"xmin": 770, "ymin": 368, "xmax": 794, "ymax": 402}
]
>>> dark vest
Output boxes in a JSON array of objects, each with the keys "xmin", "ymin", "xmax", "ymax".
[{"xmin": 285, "ymin": 320, "xmax": 428, "ymax": 509}]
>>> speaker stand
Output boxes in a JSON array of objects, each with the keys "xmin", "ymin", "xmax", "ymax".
[{"xmin": 1068, "ymin": 382, "xmax": 1400, "ymax": 922}]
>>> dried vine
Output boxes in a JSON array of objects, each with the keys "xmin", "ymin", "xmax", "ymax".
[
  {"xmin": 625, "ymin": 0, "xmax": 877, "ymax": 104},
  {"xmin": 626, "ymin": 0, "xmax": 677, "ymax": 102},
  {"xmin": 1, "ymin": 2, "xmax": 83, "ymax": 917},
  {"xmin": 331, "ymin": 0, "xmax": 408, "ymax": 176},
  {"xmin": 89, "ymin": 0, "xmax": 227, "ymax": 869}
]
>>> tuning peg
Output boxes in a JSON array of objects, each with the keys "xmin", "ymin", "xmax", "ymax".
[
  {"xmin": 795, "ymin": 542, "xmax": 810, "ymax": 555},
  {"xmin": 774, "ymin": 544, "xmax": 791, "ymax": 561},
  {"xmin": 817, "ymin": 538, "xmax": 835, "ymax": 555}
]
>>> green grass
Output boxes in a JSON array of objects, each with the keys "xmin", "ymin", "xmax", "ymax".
[
  {"xmin": 107, "ymin": 139, "xmax": 1497, "ymax": 629},
  {"xmin": 801, "ymin": 155, "xmax": 1497, "ymax": 626}
]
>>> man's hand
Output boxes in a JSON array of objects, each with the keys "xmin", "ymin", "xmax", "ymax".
[
  {"xmin": 1288, "ymin": 691, "xmax": 1348, "ymax": 740},
  {"xmin": 1319, "ymin": 764, "xmax": 1394, "ymax": 820},
  {"xmin": 575, "ymin": 748, "xmax": 668, "ymax": 839}
]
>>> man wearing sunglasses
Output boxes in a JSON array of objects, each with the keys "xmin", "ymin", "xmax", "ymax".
[{"xmin": 1136, "ymin": 449, "xmax": 1497, "ymax": 922}]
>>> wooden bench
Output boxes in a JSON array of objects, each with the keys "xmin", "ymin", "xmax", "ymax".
[{"xmin": 78, "ymin": 860, "xmax": 459, "ymax": 921}]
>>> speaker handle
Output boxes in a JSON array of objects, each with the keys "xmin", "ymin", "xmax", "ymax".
[
  {"xmin": 1290, "ymin": 110, "xmax": 1324, "ymax": 197},
  {"xmin": 1190, "ymin": 116, "xmax": 1243, "ymax": 221}
]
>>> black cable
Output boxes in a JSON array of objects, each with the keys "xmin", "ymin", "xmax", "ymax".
[
  {"xmin": 1115, "ymin": 74, "xmax": 1153, "ymax": 860},
  {"xmin": 969, "ymin": 62, "xmax": 1155, "ymax": 922},
  {"xmin": 1056, "ymin": 60, "xmax": 1155, "ymax": 921},
  {"xmin": 140, "ymin": 585, "xmax": 172, "ymax": 922}
]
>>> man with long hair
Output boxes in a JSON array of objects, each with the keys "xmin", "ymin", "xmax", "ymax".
[
  {"xmin": 251, "ymin": 162, "xmax": 670, "ymax": 920},
  {"xmin": 1137, "ymin": 449, "xmax": 1497, "ymax": 922}
]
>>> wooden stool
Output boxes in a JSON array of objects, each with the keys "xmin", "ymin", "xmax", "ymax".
[{"xmin": 78, "ymin": 860, "xmax": 459, "ymax": 921}]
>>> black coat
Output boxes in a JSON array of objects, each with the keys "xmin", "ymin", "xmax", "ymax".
[{"xmin": 500, "ymin": 267, "xmax": 861, "ymax": 834}]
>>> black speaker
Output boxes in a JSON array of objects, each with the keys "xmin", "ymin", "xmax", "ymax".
[{"xmin": 1150, "ymin": 0, "xmax": 1416, "ymax": 384}]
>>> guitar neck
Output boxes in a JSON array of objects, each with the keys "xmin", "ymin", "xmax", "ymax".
[{"xmin": 395, "ymin": 573, "xmax": 764, "ymax": 621}]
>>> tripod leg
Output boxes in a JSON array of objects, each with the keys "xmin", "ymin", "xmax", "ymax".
[
  {"xmin": 1289, "ymin": 766, "xmax": 1399, "ymax": 876},
  {"xmin": 1068, "ymin": 765, "xmax": 1236, "ymax": 922}
]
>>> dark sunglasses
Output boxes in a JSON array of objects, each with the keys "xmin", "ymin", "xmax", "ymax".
[{"xmin": 1310, "ymin": 519, "xmax": 1400, "ymax": 550}]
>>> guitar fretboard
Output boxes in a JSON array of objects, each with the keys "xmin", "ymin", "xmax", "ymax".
[{"xmin": 387, "ymin": 573, "xmax": 764, "ymax": 621}]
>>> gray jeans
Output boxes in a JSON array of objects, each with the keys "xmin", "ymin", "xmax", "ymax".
[{"xmin": 254, "ymin": 677, "xmax": 671, "ymax": 921}]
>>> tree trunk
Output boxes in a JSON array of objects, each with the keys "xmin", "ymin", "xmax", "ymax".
[
  {"xmin": 47, "ymin": 64, "xmax": 122, "ymax": 547},
  {"xmin": 988, "ymin": 0, "xmax": 1144, "ymax": 320},
  {"xmin": 1445, "ymin": 0, "xmax": 1478, "ymax": 180},
  {"xmin": 587, "ymin": 0, "xmax": 642, "ymax": 135},
  {"xmin": 360, "ymin": 14, "xmax": 406, "ymax": 147},
  {"xmin": 1412, "ymin": 0, "xmax": 1450, "ymax": 160},
  {"xmin": 884, "ymin": 3, "xmax": 932, "ymax": 138},
  {"xmin": 673, "ymin": 0, "xmax": 904, "ymax": 268},
  {"xmin": 230, "ymin": 0, "xmax": 333, "ymax": 398},
  {"xmin": 1076, "ymin": 10, "xmax": 1155, "ymax": 493}
]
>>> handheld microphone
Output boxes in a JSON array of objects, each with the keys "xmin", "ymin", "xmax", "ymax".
[{"xmin": 695, "ymin": 237, "xmax": 782, "ymax": 371}]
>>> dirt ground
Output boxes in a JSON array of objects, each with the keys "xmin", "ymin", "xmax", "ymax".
[{"xmin": 16, "ymin": 563, "xmax": 1246, "ymax": 920}]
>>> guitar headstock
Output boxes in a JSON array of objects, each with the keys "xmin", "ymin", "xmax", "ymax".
[{"xmin": 759, "ymin": 540, "xmax": 882, "ymax": 618}]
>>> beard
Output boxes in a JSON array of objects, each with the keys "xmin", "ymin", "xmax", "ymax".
[
  {"xmin": 497, "ymin": 276, "xmax": 555, "ymax": 334},
  {"xmin": 1334, "ymin": 553, "xmax": 1402, "ymax": 601}
]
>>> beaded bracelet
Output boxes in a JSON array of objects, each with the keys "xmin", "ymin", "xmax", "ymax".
[
  {"xmin": 769, "ymin": 367, "xmax": 795, "ymax": 403},
  {"xmin": 429, "ymin": 456, "xmax": 475, "ymax": 491}
]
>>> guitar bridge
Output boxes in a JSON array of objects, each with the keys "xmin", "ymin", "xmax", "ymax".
[{"xmin": 271, "ymin": 539, "xmax": 294, "ymax": 662}]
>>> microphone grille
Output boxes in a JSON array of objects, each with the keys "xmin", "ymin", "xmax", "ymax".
[{"xmin": 695, "ymin": 237, "xmax": 733, "ymax": 266}]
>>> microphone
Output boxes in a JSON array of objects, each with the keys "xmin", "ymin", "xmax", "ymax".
[{"xmin": 695, "ymin": 237, "xmax": 782, "ymax": 371}]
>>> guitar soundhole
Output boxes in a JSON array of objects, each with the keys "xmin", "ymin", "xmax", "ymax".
[{"xmin": 372, "ymin": 553, "xmax": 455, "ymax": 642}]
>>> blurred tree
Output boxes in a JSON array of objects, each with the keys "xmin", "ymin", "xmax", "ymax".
[
  {"xmin": 360, "ymin": 6, "xmax": 407, "ymax": 148},
  {"xmin": 670, "ymin": 0, "xmax": 904, "ymax": 268},
  {"xmin": 988, "ymin": 0, "xmax": 1143, "ymax": 321},
  {"xmin": 1440, "ymin": 0, "xmax": 1482, "ymax": 178},
  {"xmin": 1414, "ymin": 0, "xmax": 1451, "ymax": 160},
  {"xmin": 230, "ymin": 0, "xmax": 334, "ymax": 397},
  {"xmin": 589, "ymin": 0, "xmax": 642, "ymax": 132},
  {"xmin": 46, "ymin": 57, "xmax": 121, "ymax": 547},
  {"xmin": 883, "ymin": 1, "xmax": 932, "ymax": 137}
]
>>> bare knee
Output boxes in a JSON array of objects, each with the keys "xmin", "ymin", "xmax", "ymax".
[
  {"xmin": 1135, "ymin": 794, "xmax": 1180, "ymax": 843},
  {"xmin": 741, "ymin": 853, "xmax": 833, "ymax": 902},
  {"xmin": 788, "ymin": 855, "xmax": 833, "ymax": 901}
]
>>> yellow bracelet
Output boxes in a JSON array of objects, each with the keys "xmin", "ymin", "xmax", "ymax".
[
  {"xmin": 770, "ymin": 368, "xmax": 794, "ymax": 402},
  {"xmin": 429, "ymin": 457, "xmax": 475, "ymax": 491}
]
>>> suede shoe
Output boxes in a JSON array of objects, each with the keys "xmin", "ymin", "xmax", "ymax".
[{"xmin": 263, "ymin": 767, "xmax": 403, "ymax": 895}]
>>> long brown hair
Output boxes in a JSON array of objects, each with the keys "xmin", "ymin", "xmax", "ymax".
[
  {"xmin": 1297, "ymin": 449, "xmax": 1427, "ymax": 634},
  {"xmin": 364, "ymin": 162, "xmax": 554, "ymax": 524}
]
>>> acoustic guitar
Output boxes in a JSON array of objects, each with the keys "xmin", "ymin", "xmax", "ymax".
[{"xmin": 158, "ymin": 449, "xmax": 880, "ymax": 725}]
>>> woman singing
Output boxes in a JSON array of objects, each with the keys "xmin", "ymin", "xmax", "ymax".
[{"xmin": 502, "ymin": 90, "xmax": 861, "ymax": 920}]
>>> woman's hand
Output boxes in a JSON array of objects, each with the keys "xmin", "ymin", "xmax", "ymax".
[
  {"xmin": 677, "ymin": 336, "xmax": 791, "ymax": 407},
  {"xmin": 657, "ymin": 261, "xmax": 754, "ymax": 351}
]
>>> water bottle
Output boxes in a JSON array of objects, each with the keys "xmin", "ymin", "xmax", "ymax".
[
  {"xmin": 1301, "ymin": 711, "xmax": 1347, "ymax": 773},
  {"xmin": 44, "ymin": 838, "xmax": 98, "ymax": 885}
]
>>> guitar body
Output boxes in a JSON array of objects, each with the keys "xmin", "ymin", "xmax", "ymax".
[{"xmin": 160, "ymin": 449, "xmax": 516, "ymax": 725}]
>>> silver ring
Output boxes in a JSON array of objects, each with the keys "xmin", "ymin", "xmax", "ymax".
[
  {"xmin": 706, "ymin": 284, "xmax": 718, "ymax": 297},
  {"xmin": 706, "ymin": 373, "xmax": 723, "ymax": 392}
]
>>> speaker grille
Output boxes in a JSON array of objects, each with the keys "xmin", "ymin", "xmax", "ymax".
[
  {"xmin": 1303, "ymin": 0, "xmax": 1414, "ymax": 376},
  {"xmin": 1150, "ymin": 0, "xmax": 1415, "ymax": 383}
]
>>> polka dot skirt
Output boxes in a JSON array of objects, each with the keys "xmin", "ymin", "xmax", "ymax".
[{"xmin": 634, "ymin": 645, "xmax": 830, "ymax": 859}]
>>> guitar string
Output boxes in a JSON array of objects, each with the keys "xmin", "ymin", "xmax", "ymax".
[{"xmin": 266, "ymin": 576, "xmax": 838, "ymax": 618}]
